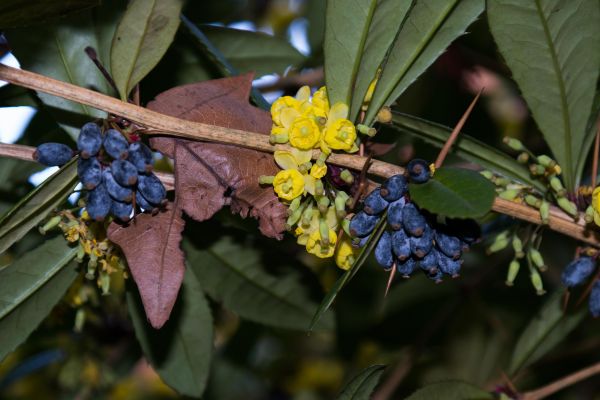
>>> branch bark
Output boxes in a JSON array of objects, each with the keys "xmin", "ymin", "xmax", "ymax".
[
  {"xmin": 520, "ymin": 360, "xmax": 600, "ymax": 400},
  {"xmin": 0, "ymin": 64, "xmax": 598, "ymax": 246}
]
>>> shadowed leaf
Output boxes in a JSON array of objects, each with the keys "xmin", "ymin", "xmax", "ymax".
[
  {"xmin": 0, "ymin": 0, "xmax": 99, "ymax": 29},
  {"xmin": 405, "ymin": 381, "xmax": 493, "ymax": 400},
  {"xmin": 335, "ymin": 365, "xmax": 385, "ymax": 399}
]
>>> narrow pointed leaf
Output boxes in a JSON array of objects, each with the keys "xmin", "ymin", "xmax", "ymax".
[
  {"xmin": 127, "ymin": 269, "xmax": 213, "ymax": 397},
  {"xmin": 335, "ymin": 365, "xmax": 386, "ymax": 400},
  {"xmin": 364, "ymin": 0, "xmax": 484, "ymax": 125},
  {"xmin": 0, "ymin": 158, "xmax": 78, "ymax": 255},
  {"xmin": 405, "ymin": 381, "xmax": 493, "ymax": 400},
  {"xmin": 111, "ymin": 0, "xmax": 184, "ymax": 100},
  {"xmin": 0, "ymin": 236, "xmax": 78, "ymax": 361},
  {"xmin": 487, "ymin": 0, "xmax": 600, "ymax": 190}
]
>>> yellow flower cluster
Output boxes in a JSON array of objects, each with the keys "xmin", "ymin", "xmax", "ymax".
[{"xmin": 590, "ymin": 187, "xmax": 600, "ymax": 226}]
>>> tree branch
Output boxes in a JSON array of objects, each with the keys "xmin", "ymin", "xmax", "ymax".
[
  {"xmin": 520, "ymin": 360, "xmax": 600, "ymax": 400},
  {"xmin": 0, "ymin": 64, "xmax": 598, "ymax": 246}
]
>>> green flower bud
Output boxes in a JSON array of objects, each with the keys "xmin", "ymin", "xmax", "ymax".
[
  {"xmin": 530, "ymin": 267, "xmax": 546, "ymax": 295},
  {"xmin": 341, "ymin": 218, "xmax": 351, "ymax": 236},
  {"xmin": 529, "ymin": 248, "xmax": 546, "ymax": 271},
  {"xmin": 506, "ymin": 259, "xmax": 521, "ymax": 286},
  {"xmin": 537, "ymin": 155, "xmax": 556, "ymax": 169},
  {"xmin": 39, "ymin": 215, "xmax": 61, "ymax": 235},
  {"xmin": 499, "ymin": 189, "xmax": 519, "ymax": 201},
  {"xmin": 259, "ymin": 175, "xmax": 275, "ymax": 185},
  {"xmin": 549, "ymin": 176, "xmax": 566, "ymax": 196},
  {"xmin": 517, "ymin": 152, "xmax": 530, "ymax": 164},
  {"xmin": 318, "ymin": 196, "xmax": 330, "ymax": 214},
  {"xmin": 287, "ymin": 197, "xmax": 301, "ymax": 215},
  {"xmin": 539, "ymin": 201, "xmax": 550, "ymax": 224},
  {"xmin": 340, "ymin": 169, "xmax": 354, "ymax": 184},
  {"xmin": 503, "ymin": 137, "xmax": 524, "ymax": 151},
  {"xmin": 557, "ymin": 197, "xmax": 578, "ymax": 218},
  {"xmin": 529, "ymin": 164, "xmax": 546, "ymax": 176},
  {"xmin": 319, "ymin": 218, "xmax": 329, "ymax": 246},
  {"xmin": 525, "ymin": 194, "xmax": 542, "ymax": 208},
  {"xmin": 488, "ymin": 234, "xmax": 509, "ymax": 253},
  {"xmin": 315, "ymin": 180, "xmax": 325, "ymax": 196},
  {"xmin": 480, "ymin": 170, "xmax": 494, "ymax": 180},
  {"xmin": 357, "ymin": 124, "xmax": 377, "ymax": 137},
  {"xmin": 269, "ymin": 133, "xmax": 288, "ymax": 144},
  {"xmin": 74, "ymin": 308, "xmax": 86, "ymax": 333},
  {"xmin": 585, "ymin": 205, "xmax": 595, "ymax": 224},
  {"xmin": 512, "ymin": 235, "xmax": 524, "ymax": 258},
  {"xmin": 99, "ymin": 271, "xmax": 111, "ymax": 296}
]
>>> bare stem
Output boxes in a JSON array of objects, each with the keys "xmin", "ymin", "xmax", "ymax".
[
  {"xmin": 521, "ymin": 360, "xmax": 600, "ymax": 400},
  {"xmin": 0, "ymin": 64, "xmax": 598, "ymax": 246}
]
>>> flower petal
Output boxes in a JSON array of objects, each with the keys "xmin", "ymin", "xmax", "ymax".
[{"xmin": 274, "ymin": 150, "xmax": 300, "ymax": 170}]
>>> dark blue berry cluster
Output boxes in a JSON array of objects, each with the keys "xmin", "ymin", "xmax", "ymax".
[
  {"xmin": 561, "ymin": 256, "xmax": 600, "ymax": 317},
  {"xmin": 34, "ymin": 122, "xmax": 166, "ymax": 221},
  {"xmin": 349, "ymin": 159, "xmax": 480, "ymax": 283}
]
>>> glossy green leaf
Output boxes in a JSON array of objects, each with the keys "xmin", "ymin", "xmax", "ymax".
[
  {"xmin": 335, "ymin": 365, "xmax": 386, "ymax": 400},
  {"xmin": 0, "ymin": 0, "xmax": 99, "ymax": 29},
  {"xmin": 508, "ymin": 291, "xmax": 586, "ymax": 376},
  {"xmin": 390, "ymin": 112, "xmax": 545, "ymax": 191},
  {"xmin": 0, "ymin": 158, "xmax": 78, "ymax": 255},
  {"xmin": 405, "ymin": 381, "xmax": 493, "ymax": 400},
  {"xmin": 487, "ymin": 0, "xmax": 600, "ymax": 191},
  {"xmin": 127, "ymin": 269, "xmax": 213, "ymax": 398},
  {"xmin": 364, "ymin": 0, "xmax": 484, "ymax": 125},
  {"xmin": 409, "ymin": 167, "xmax": 495, "ymax": 218},
  {"xmin": 575, "ymin": 84, "xmax": 600, "ymax": 187},
  {"xmin": 7, "ymin": 9, "xmax": 117, "ymax": 140},
  {"xmin": 348, "ymin": 0, "xmax": 414, "ymax": 121},
  {"xmin": 185, "ymin": 237, "xmax": 334, "ymax": 332},
  {"xmin": 0, "ymin": 236, "xmax": 78, "ymax": 361},
  {"xmin": 111, "ymin": 0, "xmax": 184, "ymax": 100}
]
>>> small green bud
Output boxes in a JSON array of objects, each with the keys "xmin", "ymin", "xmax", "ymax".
[
  {"xmin": 529, "ymin": 248, "xmax": 546, "ymax": 271},
  {"xmin": 517, "ymin": 152, "xmax": 530, "ymax": 164},
  {"xmin": 99, "ymin": 271, "xmax": 111, "ymax": 296},
  {"xmin": 537, "ymin": 155, "xmax": 556, "ymax": 169},
  {"xmin": 269, "ymin": 133, "xmax": 288, "ymax": 144},
  {"xmin": 340, "ymin": 169, "xmax": 354, "ymax": 184},
  {"xmin": 357, "ymin": 124, "xmax": 377, "ymax": 137},
  {"xmin": 525, "ymin": 194, "xmax": 542, "ymax": 208},
  {"xmin": 506, "ymin": 259, "xmax": 521, "ymax": 286},
  {"xmin": 318, "ymin": 196, "xmax": 330, "ymax": 214},
  {"xmin": 557, "ymin": 197, "xmax": 578, "ymax": 218},
  {"xmin": 529, "ymin": 164, "xmax": 546, "ymax": 176},
  {"xmin": 488, "ymin": 234, "xmax": 509, "ymax": 253},
  {"xmin": 39, "ymin": 215, "xmax": 61, "ymax": 235},
  {"xmin": 315, "ymin": 180, "xmax": 325, "ymax": 196},
  {"xmin": 341, "ymin": 218, "xmax": 351, "ymax": 236},
  {"xmin": 503, "ymin": 137, "xmax": 524, "ymax": 151},
  {"xmin": 287, "ymin": 197, "xmax": 301, "ymax": 215},
  {"xmin": 301, "ymin": 205, "xmax": 314, "ymax": 226},
  {"xmin": 286, "ymin": 207, "xmax": 303, "ymax": 229},
  {"xmin": 499, "ymin": 189, "xmax": 519, "ymax": 201},
  {"xmin": 512, "ymin": 235, "xmax": 524, "ymax": 258},
  {"xmin": 335, "ymin": 192, "xmax": 349, "ymax": 218},
  {"xmin": 493, "ymin": 177, "xmax": 512, "ymax": 187},
  {"xmin": 74, "ymin": 308, "xmax": 86, "ymax": 333},
  {"xmin": 319, "ymin": 218, "xmax": 329, "ymax": 246},
  {"xmin": 376, "ymin": 107, "xmax": 392, "ymax": 123},
  {"xmin": 258, "ymin": 175, "xmax": 275, "ymax": 185},
  {"xmin": 530, "ymin": 267, "xmax": 546, "ymax": 295},
  {"xmin": 585, "ymin": 205, "xmax": 595, "ymax": 224},
  {"xmin": 480, "ymin": 170, "xmax": 494, "ymax": 180},
  {"xmin": 549, "ymin": 176, "xmax": 566, "ymax": 196},
  {"xmin": 539, "ymin": 201, "xmax": 550, "ymax": 224}
]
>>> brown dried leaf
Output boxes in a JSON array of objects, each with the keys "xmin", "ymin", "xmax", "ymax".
[
  {"xmin": 107, "ymin": 203, "xmax": 185, "ymax": 329},
  {"xmin": 148, "ymin": 74, "xmax": 286, "ymax": 239}
]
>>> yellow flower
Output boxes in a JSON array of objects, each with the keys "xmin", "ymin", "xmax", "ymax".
[
  {"xmin": 312, "ymin": 86, "xmax": 329, "ymax": 114},
  {"xmin": 335, "ymin": 237, "xmax": 356, "ymax": 270},
  {"xmin": 306, "ymin": 228, "xmax": 337, "ymax": 258},
  {"xmin": 592, "ymin": 187, "xmax": 600, "ymax": 226},
  {"xmin": 271, "ymin": 96, "xmax": 300, "ymax": 126},
  {"xmin": 273, "ymin": 169, "xmax": 305, "ymax": 201},
  {"xmin": 297, "ymin": 207, "xmax": 338, "ymax": 246},
  {"xmin": 65, "ymin": 226, "xmax": 80, "ymax": 242},
  {"xmin": 324, "ymin": 119, "xmax": 357, "ymax": 151},
  {"xmin": 289, "ymin": 117, "xmax": 321, "ymax": 150},
  {"xmin": 310, "ymin": 163, "xmax": 327, "ymax": 179}
]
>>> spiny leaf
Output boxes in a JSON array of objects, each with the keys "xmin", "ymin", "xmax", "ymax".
[
  {"xmin": 0, "ymin": 236, "xmax": 78, "ymax": 361},
  {"xmin": 185, "ymin": 236, "xmax": 334, "ymax": 331},
  {"xmin": 404, "ymin": 381, "xmax": 493, "ymax": 400},
  {"xmin": 108, "ymin": 202, "xmax": 185, "ymax": 329},
  {"xmin": 0, "ymin": 158, "xmax": 78, "ymax": 255},
  {"xmin": 127, "ymin": 268, "xmax": 213, "ymax": 397},
  {"xmin": 409, "ymin": 167, "xmax": 495, "ymax": 219},
  {"xmin": 0, "ymin": 0, "xmax": 99, "ymax": 29},
  {"xmin": 487, "ymin": 0, "xmax": 600, "ymax": 191},
  {"xmin": 335, "ymin": 365, "xmax": 386, "ymax": 400},
  {"xmin": 508, "ymin": 291, "xmax": 586, "ymax": 376},
  {"xmin": 364, "ymin": 0, "xmax": 484, "ymax": 125},
  {"xmin": 111, "ymin": 0, "xmax": 184, "ymax": 100}
]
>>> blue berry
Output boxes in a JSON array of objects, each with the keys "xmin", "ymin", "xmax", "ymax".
[
  {"xmin": 425, "ymin": 268, "xmax": 444, "ymax": 283},
  {"xmin": 138, "ymin": 173, "xmax": 167, "ymax": 205},
  {"xmin": 34, "ymin": 143, "xmax": 73, "ymax": 166},
  {"xmin": 381, "ymin": 174, "xmax": 408, "ymax": 202},
  {"xmin": 349, "ymin": 211, "xmax": 379, "ymax": 238},
  {"xmin": 402, "ymin": 203, "xmax": 427, "ymax": 237},
  {"xmin": 111, "ymin": 200, "xmax": 133, "ymax": 221},
  {"xmin": 561, "ymin": 257, "xmax": 596, "ymax": 287},
  {"xmin": 391, "ymin": 229, "xmax": 411, "ymax": 261},
  {"xmin": 111, "ymin": 159, "xmax": 138, "ymax": 186},
  {"xmin": 438, "ymin": 254, "xmax": 462, "ymax": 277},
  {"xmin": 135, "ymin": 190, "xmax": 155, "ymax": 212},
  {"xmin": 103, "ymin": 129, "xmax": 129, "ymax": 159},
  {"xmin": 77, "ymin": 122, "xmax": 102, "ymax": 158},
  {"xmin": 374, "ymin": 231, "xmax": 393, "ymax": 269},
  {"xmin": 419, "ymin": 249, "xmax": 439, "ymax": 273},
  {"xmin": 435, "ymin": 230, "xmax": 462, "ymax": 260},
  {"xmin": 387, "ymin": 197, "xmax": 406, "ymax": 230},
  {"xmin": 77, "ymin": 157, "xmax": 102, "ymax": 190},
  {"xmin": 589, "ymin": 281, "xmax": 600, "ymax": 317},
  {"xmin": 86, "ymin": 182, "xmax": 111, "ymax": 221},
  {"xmin": 363, "ymin": 188, "xmax": 388, "ymax": 215},
  {"xmin": 128, "ymin": 142, "xmax": 154, "ymax": 173},
  {"xmin": 397, "ymin": 257, "xmax": 417, "ymax": 278},
  {"xmin": 103, "ymin": 169, "xmax": 133, "ymax": 203},
  {"xmin": 352, "ymin": 235, "xmax": 370, "ymax": 248},
  {"xmin": 410, "ymin": 225, "xmax": 433, "ymax": 258},
  {"xmin": 407, "ymin": 159, "xmax": 430, "ymax": 183}
]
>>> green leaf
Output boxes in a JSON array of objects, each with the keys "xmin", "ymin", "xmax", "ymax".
[
  {"xmin": 348, "ymin": 0, "xmax": 414, "ymax": 121},
  {"xmin": 310, "ymin": 211, "xmax": 388, "ymax": 331},
  {"xmin": 404, "ymin": 381, "xmax": 493, "ymax": 400},
  {"xmin": 508, "ymin": 291, "xmax": 586, "ymax": 376},
  {"xmin": 335, "ymin": 365, "xmax": 386, "ymax": 400},
  {"xmin": 127, "ymin": 268, "xmax": 213, "ymax": 398},
  {"xmin": 111, "ymin": 0, "xmax": 184, "ymax": 100},
  {"xmin": 185, "ymin": 237, "xmax": 334, "ymax": 332},
  {"xmin": 0, "ymin": 0, "xmax": 99, "ymax": 29},
  {"xmin": 0, "ymin": 158, "xmax": 78, "ymax": 255},
  {"xmin": 0, "ymin": 236, "xmax": 78, "ymax": 361},
  {"xmin": 364, "ymin": 0, "xmax": 484, "ymax": 125},
  {"xmin": 390, "ymin": 112, "xmax": 545, "ymax": 192},
  {"xmin": 487, "ymin": 0, "xmax": 600, "ymax": 191},
  {"xmin": 409, "ymin": 167, "xmax": 495, "ymax": 218},
  {"xmin": 7, "ymin": 9, "xmax": 117, "ymax": 140}
]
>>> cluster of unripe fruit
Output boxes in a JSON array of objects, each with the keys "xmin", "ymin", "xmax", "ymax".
[
  {"xmin": 34, "ymin": 122, "xmax": 166, "ymax": 221},
  {"xmin": 349, "ymin": 159, "xmax": 480, "ymax": 282}
]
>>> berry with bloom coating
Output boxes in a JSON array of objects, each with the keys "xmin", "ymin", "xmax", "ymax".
[
  {"xmin": 135, "ymin": 190, "xmax": 154, "ymax": 211},
  {"xmin": 410, "ymin": 225, "xmax": 433, "ymax": 258},
  {"xmin": 380, "ymin": 174, "xmax": 407, "ymax": 202},
  {"xmin": 128, "ymin": 142, "xmax": 154, "ymax": 173},
  {"xmin": 561, "ymin": 257, "xmax": 596, "ymax": 287},
  {"xmin": 77, "ymin": 122, "xmax": 102, "ymax": 158},
  {"xmin": 391, "ymin": 229, "xmax": 411, "ymax": 261},
  {"xmin": 439, "ymin": 254, "xmax": 462, "ymax": 277},
  {"xmin": 402, "ymin": 203, "xmax": 427, "ymax": 237},
  {"xmin": 407, "ymin": 159, "xmax": 430, "ymax": 183},
  {"xmin": 435, "ymin": 230, "xmax": 462, "ymax": 260},
  {"xmin": 138, "ymin": 173, "xmax": 167, "ymax": 205},
  {"xmin": 589, "ymin": 281, "xmax": 600, "ymax": 317},
  {"xmin": 86, "ymin": 182, "xmax": 111, "ymax": 221},
  {"xmin": 374, "ymin": 231, "xmax": 393, "ymax": 269},
  {"xmin": 111, "ymin": 160, "xmax": 138, "ymax": 186},
  {"xmin": 77, "ymin": 157, "xmax": 102, "ymax": 190},
  {"xmin": 103, "ymin": 129, "xmax": 129, "ymax": 159},
  {"xmin": 419, "ymin": 249, "xmax": 439, "ymax": 273},
  {"xmin": 34, "ymin": 143, "xmax": 73, "ymax": 166},
  {"xmin": 387, "ymin": 197, "xmax": 406, "ymax": 230},
  {"xmin": 103, "ymin": 169, "xmax": 133, "ymax": 202},
  {"xmin": 426, "ymin": 268, "xmax": 444, "ymax": 283},
  {"xmin": 349, "ymin": 211, "xmax": 379, "ymax": 237},
  {"xmin": 363, "ymin": 188, "xmax": 388, "ymax": 215},
  {"xmin": 397, "ymin": 258, "xmax": 417, "ymax": 278},
  {"xmin": 111, "ymin": 200, "xmax": 133, "ymax": 221}
]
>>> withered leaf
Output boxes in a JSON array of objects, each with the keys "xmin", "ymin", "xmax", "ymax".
[
  {"xmin": 107, "ymin": 202, "xmax": 185, "ymax": 329},
  {"xmin": 148, "ymin": 73, "xmax": 287, "ymax": 239}
]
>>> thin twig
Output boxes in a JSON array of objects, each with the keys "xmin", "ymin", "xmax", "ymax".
[
  {"xmin": 384, "ymin": 264, "xmax": 396, "ymax": 298},
  {"xmin": 0, "ymin": 65, "xmax": 598, "ymax": 246},
  {"xmin": 435, "ymin": 88, "xmax": 483, "ymax": 168},
  {"xmin": 520, "ymin": 360, "xmax": 600, "ymax": 400}
]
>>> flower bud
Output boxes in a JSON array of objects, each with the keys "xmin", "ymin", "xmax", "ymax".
[
  {"xmin": 530, "ymin": 267, "xmax": 546, "ymax": 295},
  {"xmin": 557, "ymin": 197, "xmax": 578, "ymax": 218},
  {"xmin": 529, "ymin": 248, "xmax": 547, "ymax": 271},
  {"xmin": 512, "ymin": 235, "xmax": 524, "ymax": 258},
  {"xmin": 506, "ymin": 259, "xmax": 520, "ymax": 286},
  {"xmin": 503, "ymin": 137, "xmax": 524, "ymax": 151},
  {"xmin": 376, "ymin": 106, "xmax": 392, "ymax": 123},
  {"xmin": 539, "ymin": 201, "xmax": 550, "ymax": 224}
]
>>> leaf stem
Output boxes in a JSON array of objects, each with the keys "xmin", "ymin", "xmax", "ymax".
[
  {"xmin": 520, "ymin": 360, "xmax": 600, "ymax": 400},
  {"xmin": 0, "ymin": 64, "xmax": 597, "ymax": 246}
]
